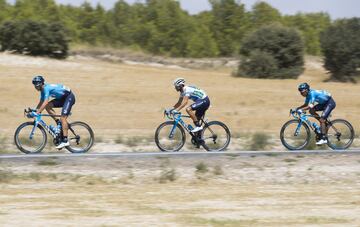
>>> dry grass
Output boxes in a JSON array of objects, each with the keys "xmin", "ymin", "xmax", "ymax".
[
  {"xmin": 0, "ymin": 53, "xmax": 359, "ymax": 149},
  {"xmin": 1, "ymin": 153, "xmax": 360, "ymax": 225}
]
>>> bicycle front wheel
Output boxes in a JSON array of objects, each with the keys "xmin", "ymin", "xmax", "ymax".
[
  {"xmin": 201, "ymin": 121, "xmax": 231, "ymax": 151},
  {"xmin": 65, "ymin": 121, "xmax": 94, "ymax": 153},
  {"xmin": 280, "ymin": 119, "xmax": 311, "ymax": 150},
  {"xmin": 327, "ymin": 119, "xmax": 354, "ymax": 150},
  {"xmin": 14, "ymin": 122, "xmax": 47, "ymax": 154},
  {"xmin": 155, "ymin": 121, "xmax": 186, "ymax": 152}
]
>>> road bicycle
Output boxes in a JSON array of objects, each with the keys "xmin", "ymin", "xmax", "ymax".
[
  {"xmin": 14, "ymin": 108, "xmax": 94, "ymax": 154},
  {"xmin": 280, "ymin": 109, "xmax": 354, "ymax": 150},
  {"xmin": 155, "ymin": 111, "xmax": 231, "ymax": 152}
]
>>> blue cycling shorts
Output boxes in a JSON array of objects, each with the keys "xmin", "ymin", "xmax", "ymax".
[
  {"xmin": 314, "ymin": 97, "xmax": 336, "ymax": 119},
  {"xmin": 50, "ymin": 92, "xmax": 76, "ymax": 116},
  {"xmin": 191, "ymin": 96, "xmax": 210, "ymax": 119}
]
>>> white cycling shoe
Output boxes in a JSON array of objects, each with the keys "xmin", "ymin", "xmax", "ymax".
[
  {"xmin": 191, "ymin": 126, "xmax": 203, "ymax": 133},
  {"xmin": 316, "ymin": 138, "xmax": 328, "ymax": 145},
  {"xmin": 56, "ymin": 141, "xmax": 70, "ymax": 149}
]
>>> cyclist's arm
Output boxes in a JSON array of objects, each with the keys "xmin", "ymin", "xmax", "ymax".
[
  {"xmin": 297, "ymin": 103, "xmax": 309, "ymax": 111},
  {"xmin": 173, "ymin": 97, "xmax": 183, "ymax": 109},
  {"xmin": 175, "ymin": 96, "xmax": 189, "ymax": 112},
  {"xmin": 36, "ymin": 99, "xmax": 49, "ymax": 114},
  {"xmin": 35, "ymin": 100, "xmax": 43, "ymax": 111}
]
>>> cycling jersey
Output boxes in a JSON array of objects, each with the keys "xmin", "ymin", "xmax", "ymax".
[
  {"xmin": 40, "ymin": 84, "xmax": 71, "ymax": 101},
  {"xmin": 180, "ymin": 85, "xmax": 207, "ymax": 102},
  {"xmin": 305, "ymin": 89, "xmax": 331, "ymax": 106}
]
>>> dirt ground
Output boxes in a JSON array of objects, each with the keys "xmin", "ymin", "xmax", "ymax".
[
  {"xmin": 1, "ymin": 152, "xmax": 360, "ymax": 226},
  {"xmin": 0, "ymin": 52, "xmax": 359, "ymax": 153},
  {"xmin": 1, "ymin": 53, "xmax": 360, "ymax": 226}
]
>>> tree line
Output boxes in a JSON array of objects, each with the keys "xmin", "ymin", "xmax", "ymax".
[
  {"xmin": 0, "ymin": 0, "xmax": 359, "ymax": 81},
  {"xmin": 0, "ymin": 0, "xmax": 332, "ymax": 57}
]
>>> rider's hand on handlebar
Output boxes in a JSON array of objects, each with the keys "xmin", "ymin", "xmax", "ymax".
[
  {"xmin": 26, "ymin": 110, "xmax": 38, "ymax": 118},
  {"xmin": 165, "ymin": 108, "xmax": 172, "ymax": 115}
]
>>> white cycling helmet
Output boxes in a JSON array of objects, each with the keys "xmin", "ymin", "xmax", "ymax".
[{"xmin": 173, "ymin": 78, "xmax": 185, "ymax": 87}]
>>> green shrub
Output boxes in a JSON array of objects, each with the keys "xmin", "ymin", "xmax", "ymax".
[
  {"xmin": 320, "ymin": 18, "xmax": 360, "ymax": 82},
  {"xmin": 237, "ymin": 23, "xmax": 304, "ymax": 79},
  {"xmin": 249, "ymin": 132, "xmax": 271, "ymax": 151},
  {"xmin": 0, "ymin": 20, "xmax": 69, "ymax": 59},
  {"xmin": 238, "ymin": 50, "xmax": 278, "ymax": 78},
  {"xmin": 195, "ymin": 162, "xmax": 209, "ymax": 174}
]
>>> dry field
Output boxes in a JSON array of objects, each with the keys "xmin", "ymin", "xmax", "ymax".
[
  {"xmin": 0, "ymin": 52, "xmax": 360, "ymax": 152},
  {"xmin": 1, "ymin": 153, "xmax": 360, "ymax": 226},
  {"xmin": 1, "ymin": 53, "xmax": 360, "ymax": 226}
]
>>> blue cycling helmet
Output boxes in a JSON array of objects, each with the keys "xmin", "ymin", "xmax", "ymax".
[
  {"xmin": 298, "ymin": 82, "xmax": 310, "ymax": 91},
  {"xmin": 32, "ymin": 75, "xmax": 45, "ymax": 86}
]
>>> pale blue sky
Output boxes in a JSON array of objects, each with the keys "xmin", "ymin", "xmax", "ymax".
[{"xmin": 7, "ymin": 0, "xmax": 360, "ymax": 19}]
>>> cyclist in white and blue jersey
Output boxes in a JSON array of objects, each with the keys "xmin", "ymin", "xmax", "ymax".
[
  {"xmin": 32, "ymin": 76, "xmax": 76, "ymax": 149},
  {"xmin": 296, "ymin": 82, "xmax": 336, "ymax": 145},
  {"xmin": 167, "ymin": 78, "xmax": 210, "ymax": 133}
]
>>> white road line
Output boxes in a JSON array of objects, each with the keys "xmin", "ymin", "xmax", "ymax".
[{"xmin": 1, "ymin": 150, "xmax": 360, "ymax": 159}]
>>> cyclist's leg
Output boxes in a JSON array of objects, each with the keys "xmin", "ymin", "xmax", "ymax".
[
  {"xmin": 320, "ymin": 98, "xmax": 336, "ymax": 135},
  {"xmin": 47, "ymin": 99, "xmax": 63, "ymax": 123},
  {"xmin": 310, "ymin": 104, "xmax": 323, "ymax": 121},
  {"xmin": 186, "ymin": 106, "xmax": 197, "ymax": 124},
  {"xmin": 60, "ymin": 92, "xmax": 76, "ymax": 139},
  {"xmin": 187, "ymin": 97, "xmax": 210, "ymax": 129},
  {"xmin": 195, "ymin": 97, "xmax": 210, "ymax": 123}
]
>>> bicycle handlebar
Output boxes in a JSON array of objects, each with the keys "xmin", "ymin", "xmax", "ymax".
[
  {"xmin": 163, "ymin": 110, "xmax": 190, "ymax": 120},
  {"xmin": 24, "ymin": 107, "xmax": 61, "ymax": 119}
]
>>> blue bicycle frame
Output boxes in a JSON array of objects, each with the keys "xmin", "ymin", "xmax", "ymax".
[
  {"xmin": 167, "ymin": 112, "xmax": 194, "ymax": 139},
  {"xmin": 28, "ymin": 113, "xmax": 60, "ymax": 140},
  {"xmin": 290, "ymin": 110, "xmax": 318, "ymax": 136}
]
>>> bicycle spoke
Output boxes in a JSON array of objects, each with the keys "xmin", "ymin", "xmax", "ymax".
[
  {"xmin": 155, "ymin": 122, "xmax": 185, "ymax": 152},
  {"xmin": 280, "ymin": 120, "xmax": 310, "ymax": 150},
  {"xmin": 327, "ymin": 119, "xmax": 354, "ymax": 150},
  {"xmin": 66, "ymin": 122, "xmax": 94, "ymax": 153},
  {"xmin": 15, "ymin": 123, "xmax": 47, "ymax": 154},
  {"xmin": 202, "ymin": 121, "xmax": 230, "ymax": 151}
]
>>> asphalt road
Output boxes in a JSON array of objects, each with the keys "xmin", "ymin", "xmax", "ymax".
[{"xmin": 1, "ymin": 149, "xmax": 360, "ymax": 160}]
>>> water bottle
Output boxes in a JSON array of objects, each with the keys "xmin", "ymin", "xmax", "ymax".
[
  {"xmin": 188, "ymin": 124, "xmax": 194, "ymax": 131},
  {"xmin": 312, "ymin": 122, "xmax": 321, "ymax": 134},
  {"xmin": 56, "ymin": 121, "xmax": 62, "ymax": 134},
  {"xmin": 49, "ymin": 125, "xmax": 56, "ymax": 133}
]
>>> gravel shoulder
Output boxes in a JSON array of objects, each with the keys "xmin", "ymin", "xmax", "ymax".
[{"xmin": 1, "ymin": 152, "xmax": 360, "ymax": 226}]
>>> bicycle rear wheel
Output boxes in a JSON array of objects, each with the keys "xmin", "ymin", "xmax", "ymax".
[
  {"xmin": 326, "ymin": 119, "xmax": 354, "ymax": 150},
  {"xmin": 155, "ymin": 121, "xmax": 186, "ymax": 152},
  {"xmin": 201, "ymin": 121, "xmax": 231, "ymax": 151},
  {"xmin": 65, "ymin": 121, "xmax": 94, "ymax": 153},
  {"xmin": 14, "ymin": 122, "xmax": 47, "ymax": 154},
  {"xmin": 280, "ymin": 119, "xmax": 311, "ymax": 150}
]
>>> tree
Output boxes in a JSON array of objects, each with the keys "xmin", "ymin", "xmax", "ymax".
[
  {"xmin": 12, "ymin": 0, "xmax": 61, "ymax": 22},
  {"xmin": 186, "ymin": 24, "xmax": 218, "ymax": 57},
  {"xmin": 250, "ymin": 1, "xmax": 281, "ymax": 29},
  {"xmin": 144, "ymin": 0, "xmax": 195, "ymax": 57},
  {"xmin": 0, "ymin": 20, "xmax": 69, "ymax": 59},
  {"xmin": 238, "ymin": 24, "xmax": 305, "ymax": 79},
  {"xmin": 284, "ymin": 13, "xmax": 331, "ymax": 55},
  {"xmin": 320, "ymin": 18, "xmax": 360, "ymax": 82},
  {"xmin": 209, "ymin": 0, "xmax": 248, "ymax": 56},
  {"xmin": 0, "ymin": 0, "xmax": 10, "ymax": 23}
]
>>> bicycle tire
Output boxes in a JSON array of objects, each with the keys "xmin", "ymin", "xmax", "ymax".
[
  {"xmin": 65, "ymin": 121, "xmax": 94, "ymax": 153},
  {"xmin": 280, "ymin": 119, "xmax": 311, "ymax": 150},
  {"xmin": 326, "ymin": 119, "xmax": 354, "ymax": 150},
  {"xmin": 14, "ymin": 122, "xmax": 47, "ymax": 154},
  {"xmin": 155, "ymin": 121, "xmax": 186, "ymax": 152},
  {"xmin": 201, "ymin": 121, "xmax": 231, "ymax": 152}
]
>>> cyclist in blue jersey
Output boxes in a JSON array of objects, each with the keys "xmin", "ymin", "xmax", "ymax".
[
  {"xmin": 296, "ymin": 82, "xmax": 336, "ymax": 145},
  {"xmin": 32, "ymin": 76, "xmax": 76, "ymax": 149},
  {"xmin": 167, "ymin": 78, "xmax": 210, "ymax": 133}
]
